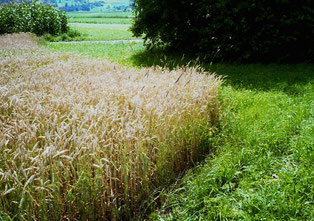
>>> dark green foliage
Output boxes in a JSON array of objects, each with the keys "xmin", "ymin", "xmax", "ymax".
[
  {"xmin": 0, "ymin": 1, "xmax": 68, "ymax": 35},
  {"xmin": 131, "ymin": 0, "xmax": 314, "ymax": 62},
  {"xmin": 43, "ymin": 28, "xmax": 81, "ymax": 41}
]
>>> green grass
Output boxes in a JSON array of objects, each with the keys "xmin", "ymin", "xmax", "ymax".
[
  {"xmin": 42, "ymin": 11, "xmax": 136, "ymax": 42},
  {"xmin": 67, "ymin": 11, "xmax": 133, "ymax": 18},
  {"xmin": 68, "ymin": 17, "xmax": 132, "ymax": 24},
  {"xmin": 46, "ymin": 42, "xmax": 144, "ymax": 65},
  {"xmin": 45, "ymin": 41, "xmax": 314, "ymax": 220},
  {"xmin": 68, "ymin": 23, "xmax": 137, "ymax": 41},
  {"xmin": 153, "ymin": 64, "xmax": 314, "ymax": 220},
  {"xmin": 67, "ymin": 11, "xmax": 133, "ymax": 24}
]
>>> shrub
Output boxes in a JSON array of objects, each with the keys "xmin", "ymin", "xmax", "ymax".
[
  {"xmin": 0, "ymin": 0, "xmax": 68, "ymax": 35},
  {"xmin": 131, "ymin": 0, "xmax": 314, "ymax": 62},
  {"xmin": 43, "ymin": 29, "xmax": 81, "ymax": 42}
]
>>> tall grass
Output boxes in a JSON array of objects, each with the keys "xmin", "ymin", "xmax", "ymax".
[
  {"xmin": 0, "ymin": 33, "xmax": 221, "ymax": 220},
  {"xmin": 155, "ymin": 64, "xmax": 314, "ymax": 220}
]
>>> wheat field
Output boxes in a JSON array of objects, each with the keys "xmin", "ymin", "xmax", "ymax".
[{"xmin": 0, "ymin": 33, "xmax": 221, "ymax": 220}]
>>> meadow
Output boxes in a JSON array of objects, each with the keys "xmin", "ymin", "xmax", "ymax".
[{"xmin": 68, "ymin": 23, "xmax": 136, "ymax": 41}]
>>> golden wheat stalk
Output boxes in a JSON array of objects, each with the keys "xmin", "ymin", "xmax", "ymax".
[{"xmin": 0, "ymin": 33, "xmax": 221, "ymax": 220}]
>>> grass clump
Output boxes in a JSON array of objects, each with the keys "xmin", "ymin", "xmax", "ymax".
[{"xmin": 0, "ymin": 33, "xmax": 221, "ymax": 220}]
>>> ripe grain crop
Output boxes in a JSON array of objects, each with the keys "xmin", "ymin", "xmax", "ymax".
[
  {"xmin": 0, "ymin": 33, "xmax": 221, "ymax": 220},
  {"xmin": 0, "ymin": 33, "xmax": 38, "ymax": 49}
]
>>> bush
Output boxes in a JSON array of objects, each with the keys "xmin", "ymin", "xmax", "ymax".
[
  {"xmin": 131, "ymin": 0, "xmax": 314, "ymax": 62},
  {"xmin": 43, "ymin": 29, "xmax": 81, "ymax": 42},
  {"xmin": 0, "ymin": 0, "xmax": 68, "ymax": 36}
]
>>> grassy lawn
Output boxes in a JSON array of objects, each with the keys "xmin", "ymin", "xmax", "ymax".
[
  {"xmin": 45, "ymin": 41, "xmax": 314, "ymax": 219},
  {"xmin": 67, "ymin": 11, "xmax": 133, "ymax": 24}
]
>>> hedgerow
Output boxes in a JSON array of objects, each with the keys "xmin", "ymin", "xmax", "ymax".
[{"xmin": 0, "ymin": 1, "xmax": 68, "ymax": 35}]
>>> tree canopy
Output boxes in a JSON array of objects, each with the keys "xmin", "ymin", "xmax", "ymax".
[{"xmin": 131, "ymin": 0, "xmax": 314, "ymax": 62}]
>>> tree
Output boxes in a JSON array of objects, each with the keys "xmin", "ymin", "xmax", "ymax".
[{"xmin": 131, "ymin": 0, "xmax": 314, "ymax": 62}]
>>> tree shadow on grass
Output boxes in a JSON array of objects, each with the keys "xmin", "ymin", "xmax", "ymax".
[{"xmin": 130, "ymin": 49, "xmax": 314, "ymax": 95}]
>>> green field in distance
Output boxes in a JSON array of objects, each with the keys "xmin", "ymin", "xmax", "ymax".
[{"xmin": 67, "ymin": 11, "xmax": 133, "ymax": 24}]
